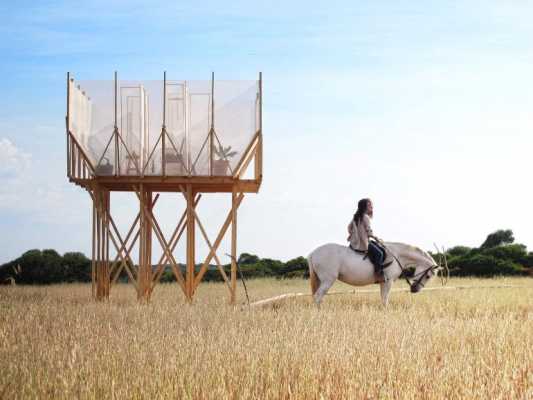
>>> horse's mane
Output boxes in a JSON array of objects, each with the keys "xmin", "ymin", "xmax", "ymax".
[{"xmin": 385, "ymin": 242, "xmax": 434, "ymax": 263}]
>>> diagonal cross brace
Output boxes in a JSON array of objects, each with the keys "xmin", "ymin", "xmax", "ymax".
[
  {"xmin": 151, "ymin": 193, "xmax": 202, "ymax": 292},
  {"xmin": 92, "ymin": 193, "xmax": 139, "ymax": 290},
  {"xmin": 178, "ymin": 185, "xmax": 231, "ymax": 292},
  {"xmin": 109, "ymin": 214, "xmax": 139, "ymax": 282},
  {"xmin": 232, "ymin": 130, "xmax": 260, "ymax": 178},
  {"xmin": 109, "ymin": 194, "xmax": 161, "ymax": 286},
  {"xmin": 192, "ymin": 192, "xmax": 244, "ymax": 293},
  {"xmin": 193, "ymin": 208, "xmax": 232, "ymax": 291},
  {"xmin": 133, "ymin": 187, "xmax": 187, "ymax": 294}
]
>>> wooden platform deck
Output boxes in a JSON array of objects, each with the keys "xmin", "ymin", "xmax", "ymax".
[{"xmin": 69, "ymin": 176, "xmax": 261, "ymax": 193}]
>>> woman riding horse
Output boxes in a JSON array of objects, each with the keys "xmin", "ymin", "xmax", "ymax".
[
  {"xmin": 308, "ymin": 199, "xmax": 444, "ymax": 306},
  {"xmin": 347, "ymin": 198, "xmax": 392, "ymax": 278}
]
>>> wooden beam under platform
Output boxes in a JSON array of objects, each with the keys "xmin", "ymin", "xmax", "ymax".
[{"xmin": 69, "ymin": 177, "xmax": 260, "ymax": 194}]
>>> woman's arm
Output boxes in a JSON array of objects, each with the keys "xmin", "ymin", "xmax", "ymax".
[{"xmin": 363, "ymin": 215, "xmax": 375, "ymax": 238}]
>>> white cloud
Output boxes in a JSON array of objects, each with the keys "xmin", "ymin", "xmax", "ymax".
[
  {"xmin": 0, "ymin": 137, "xmax": 87, "ymax": 225},
  {"xmin": 0, "ymin": 138, "xmax": 31, "ymax": 179}
]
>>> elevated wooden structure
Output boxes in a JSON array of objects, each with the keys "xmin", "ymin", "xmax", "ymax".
[{"xmin": 66, "ymin": 72, "xmax": 262, "ymax": 303}]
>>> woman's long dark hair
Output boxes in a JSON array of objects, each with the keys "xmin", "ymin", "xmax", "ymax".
[{"xmin": 353, "ymin": 198, "xmax": 371, "ymax": 226}]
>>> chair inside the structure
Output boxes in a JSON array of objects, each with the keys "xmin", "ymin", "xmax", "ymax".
[{"xmin": 126, "ymin": 152, "xmax": 140, "ymax": 175}]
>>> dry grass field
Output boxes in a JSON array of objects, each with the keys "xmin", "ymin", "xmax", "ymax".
[{"xmin": 0, "ymin": 277, "xmax": 532, "ymax": 399}]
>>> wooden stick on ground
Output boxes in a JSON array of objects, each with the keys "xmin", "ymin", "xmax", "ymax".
[{"xmin": 248, "ymin": 285, "xmax": 524, "ymax": 308}]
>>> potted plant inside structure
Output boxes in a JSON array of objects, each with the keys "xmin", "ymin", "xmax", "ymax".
[{"xmin": 212, "ymin": 144, "xmax": 238, "ymax": 175}]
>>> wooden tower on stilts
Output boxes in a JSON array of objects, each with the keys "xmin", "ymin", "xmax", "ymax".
[{"xmin": 66, "ymin": 72, "xmax": 262, "ymax": 303}]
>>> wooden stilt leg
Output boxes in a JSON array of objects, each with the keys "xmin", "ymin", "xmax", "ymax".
[
  {"xmin": 104, "ymin": 190, "xmax": 110, "ymax": 298},
  {"xmin": 186, "ymin": 184, "xmax": 195, "ymax": 302},
  {"xmin": 100, "ymin": 191, "xmax": 105, "ymax": 298},
  {"xmin": 138, "ymin": 185, "xmax": 147, "ymax": 300},
  {"xmin": 138, "ymin": 185, "xmax": 144, "ymax": 300},
  {"xmin": 93, "ymin": 186, "xmax": 111, "ymax": 301},
  {"xmin": 146, "ymin": 190, "xmax": 153, "ymax": 299},
  {"xmin": 95, "ymin": 188, "xmax": 101, "ymax": 299},
  {"xmin": 231, "ymin": 187, "xmax": 238, "ymax": 304},
  {"xmin": 91, "ymin": 191, "xmax": 96, "ymax": 299},
  {"xmin": 96, "ymin": 187, "xmax": 103, "ymax": 299},
  {"xmin": 99, "ymin": 189, "xmax": 104, "ymax": 299},
  {"xmin": 138, "ymin": 189, "xmax": 153, "ymax": 302}
]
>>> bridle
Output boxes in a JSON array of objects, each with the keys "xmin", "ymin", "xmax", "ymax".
[
  {"xmin": 379, "ymin": 241, "xmax": 448, "ymax": 290},
  {"xmin": 409, "ymin": 265, "xmax": 439, "ymax": 289},
  {"xmin": 388, "ymin": 251, "xmax": 438, "ymax": 289}
]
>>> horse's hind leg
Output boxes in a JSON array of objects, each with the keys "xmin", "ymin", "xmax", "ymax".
[
  {"xmin": 313, "ymin": 278, "xmax": 335, "ymax": 307},
  {"xmin": 380, "ymin": 280, "xmax": 393, "ymax": 307}
]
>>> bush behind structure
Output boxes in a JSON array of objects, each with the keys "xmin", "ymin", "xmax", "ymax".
[{"xmin": 1, "ymin": 229, "xmax": 532, "ymax": 284}]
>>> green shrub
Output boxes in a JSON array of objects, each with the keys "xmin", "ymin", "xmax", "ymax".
[{"xmin": 451, "ymin": 254, "xmax": 525, "ymax": 277}]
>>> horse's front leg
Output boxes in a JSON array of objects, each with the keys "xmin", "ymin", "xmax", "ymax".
[{"xmin": 380, "ymin": 280, "xmax": 393, "ymax": 307}]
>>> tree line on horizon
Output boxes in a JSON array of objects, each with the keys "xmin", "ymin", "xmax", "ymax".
[{"xmin": 1, "ymin": 229, "xmax": 532, "ymax": 285}]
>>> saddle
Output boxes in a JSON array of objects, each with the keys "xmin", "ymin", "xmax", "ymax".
[{"xmin": 349, "ymin": 243, "xmax": 393, "ymax": 273}]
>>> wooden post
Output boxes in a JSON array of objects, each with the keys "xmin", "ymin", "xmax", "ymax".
[
  {"xmin": 66, "ymin": 72, "xmax": 70, "ymax": 131},
  {"xmin": 92, "ymin": 186, "xmax": 111, "ymax": 300},
  {"xmin": 230, "ymin": 187, "xmax": 238, "ymax": 304},
  {"xmin": 95, "ymin": 187, "xmax": 102, "ymax": 298},
  {"xmin": 104, "ymin": 191, "xmax": 111, "ymax": 297},
  {"xmin": 138, "ymin": 184, "xmax": 145, "ymax": 299},
  {"xmin": 210, "ymin": 72, "xmax": 214, "ymax": 176},
  {"xmin": 186, "ymin": 184, "xmax": 195, "ymax": 302},
  {"xmin": 66, "ymin": 73, "xmax": 70, "ymax": 178},
  {"xmin": 91, "ymin": 189, "xmax": 96, "ymax": 298},
  {"xmin": 185, "ymin": 81, "xmax": 190, "ymax": 175},
  {"xmin": 146, "ymin": 190, "xmax": 152, "ymax": 297},
  {"xmin": 138, "ymin": 187, "xmax": 153, "ymax": 301},
  {"xmin": 77, "ymin": 145, "xmax": 81, "ymax": 177},
  {"xmin": 95, "ymin": 187, "xmax": 101, "ymax": 298},
  {"xmin": 259, "ymin": 72, "xmax": 262, "ymax": 131},
  {"xmin": 143, "ymin": 90, "xmax": 149, "ymax": 177},
  {"xmin": 103, "ymin": 189, "xmax": 110, "ymax": 298},
  {"xmin": 114, "ymin": 71, "xmax": 119, "ymax": 177},
  {"xmin": 256, "ymin": 72, "xmax": 263, "ymax": 181},
  {"xmin": 67, "ymin": 135, "xmax": 71, "ymax": 178},
  {"xmin": 162, "ymin": 71, "xmax": 167, "ymax": 177}
]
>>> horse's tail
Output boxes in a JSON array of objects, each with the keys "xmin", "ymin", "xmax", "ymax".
[{"xmin": 308, "ymin": 253, "xmax": 320, "ymax": 295}]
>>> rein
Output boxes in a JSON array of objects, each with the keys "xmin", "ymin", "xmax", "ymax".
[
  {"xmin": 387, "ymin": 251, "xmax": 414, "ymax": 287},
  {"xmin": 379, "ymin": 242, "xmax": 439, "ymax": 289}
]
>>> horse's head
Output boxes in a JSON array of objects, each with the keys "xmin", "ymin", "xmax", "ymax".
[
  {"xmin": 409, "ymin": 245, "xmax": 449, "ymax": 293},
  {"xmin": 389, "ymin": 243, "xmax": 448, "ymax": 293},
  {"xmin": 410, "ymin": 260, "xmax": 437, "ymax": 293}
]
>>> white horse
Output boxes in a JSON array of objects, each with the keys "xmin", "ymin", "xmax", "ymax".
[{"xmin": 307, "ymin": 242, "xmax": 446, "ymax": 306}]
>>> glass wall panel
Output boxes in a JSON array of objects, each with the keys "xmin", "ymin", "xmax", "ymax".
[{"xmin": 69, "ymin": 76, "xmax": 260, "ymax": 177}]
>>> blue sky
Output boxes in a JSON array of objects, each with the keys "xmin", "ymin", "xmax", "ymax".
[{"xmin": 1, "ymin": 1, "xmax": 533, "ymax": 263}]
